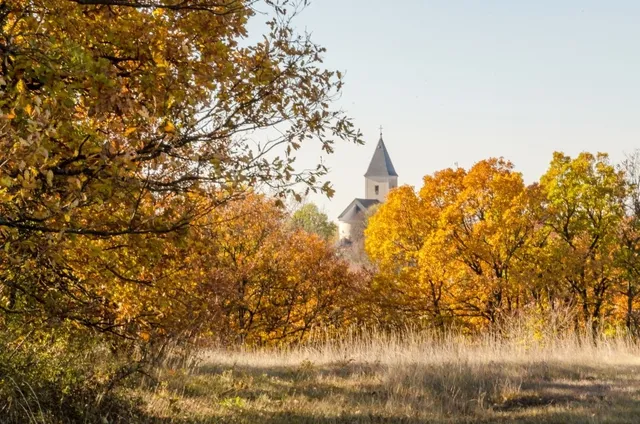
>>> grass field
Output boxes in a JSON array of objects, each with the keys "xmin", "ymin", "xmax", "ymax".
[{"xmin": 137, "ymin": 330, "xmax": 640, "ymax": 423}]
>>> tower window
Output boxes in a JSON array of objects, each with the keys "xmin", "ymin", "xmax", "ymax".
[{"xmin": 375, "ymin": 185, "xmax": 379, "ymax": 195}]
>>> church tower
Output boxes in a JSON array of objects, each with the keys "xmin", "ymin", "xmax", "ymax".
[
  {"xmin": 337, "ymin": 131, "xmax": 398, "ymax": 241},
  {"xmin": 364, "ymin": 135, "xmax": 398, "ymax": 202}
]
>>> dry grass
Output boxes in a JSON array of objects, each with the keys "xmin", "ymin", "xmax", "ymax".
[{"xmin": 137, "ymin": 330, "xmax": 640, "ymax": 423}]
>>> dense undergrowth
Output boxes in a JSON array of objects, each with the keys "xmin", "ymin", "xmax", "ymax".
[{"xmin": 0, "ymin": 323, "xmax": 145, "ymax": 423}]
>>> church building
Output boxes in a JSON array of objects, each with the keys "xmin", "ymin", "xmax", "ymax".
[{"xmin": 337, "ymin": 133, "xmax": 398, "ymax": 241}]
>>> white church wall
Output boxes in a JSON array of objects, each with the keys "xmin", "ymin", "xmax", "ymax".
[{"xmin": 338, "ymin": 221, "xmax": 353, "ymax": 241}]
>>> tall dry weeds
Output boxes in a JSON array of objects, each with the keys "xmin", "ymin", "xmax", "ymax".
[{"xmin": 142, "ymin": 310, "xmax": 640, "ymax": 422}]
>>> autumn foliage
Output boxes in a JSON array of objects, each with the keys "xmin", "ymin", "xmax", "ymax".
[
  {"xmin": 179, "ymin": 194, "xmax": 358, "ymax": 345},
  {"xmin": 1, "ymin": 0, "xmax": 361, "ymax": 340},
  {"xmin": 0, "ymin": 1, "xmax": 364, "ymax": 421},
  {"xmin": 3, "ymin": 1, "xmax": 640, "ymax": 423},
  {"xmin": 366, "ymin": 153, "xmax": 640, "ymax": 334}
]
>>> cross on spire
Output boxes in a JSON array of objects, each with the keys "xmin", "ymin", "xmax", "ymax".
[
  {"xmin": 379, "ymin": 125, "xmax": 384, "ymax": 139},
  {"xmin": 365, "ymin": 131, "xmax": 397, "ymax": 177}
]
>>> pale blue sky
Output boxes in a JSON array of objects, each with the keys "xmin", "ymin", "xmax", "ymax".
[{"xmin": 261, "ymin": 1, "xmax": 640, "ymax": 220}]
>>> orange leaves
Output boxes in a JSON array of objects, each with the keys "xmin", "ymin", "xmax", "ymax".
[
  {"xmin": 183, "ymin": 194, "xmax": 357, "ymax": 345},
  {"xmin": 0, "ymin": 0, "xmax": 357, "ymax": 365},
  {"xmin": 366, "ymin": 153, "xmax": 640, "ymax": 332},
  {"xmin": 1, "ymin": 110, "xmax": 16, "ymax": 120},
  {"xmin": 44, "ymin": 193, "xmax": 359, "ymax": 347},
  {"xmin": 0, "ymin": 0, "xmax": 357, "ymax": 248},
  {"xmin": 367, "ymin": 159, "xmax": 538, "ymax": 328},
  {"xmin": 162, "ymin": 121, "xmax": 176, "ymax": 134}
]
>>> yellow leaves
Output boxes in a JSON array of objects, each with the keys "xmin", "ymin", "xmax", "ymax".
[
  {"xmin": 166, "ymin": 95, "xmax": 176, "ymax": 110},
  {"xmin": 368, "ymin": 159, "xmax": 536, "ymax": 327},
  {"xmin": 152, "ymin": 39, "xmax": 169, "ymax": 70},
  {"xmin": 152, "ymin": 51, "xmax": 168, "ymax": 69},
  {"xmin": 16, "ymin": 79, "xmax": 26, "ymax": 94},
  {"xmin": 367, "ymin": 152, "xmax": 640, "ymax": 332},
  {"xmin": 0, "ymin": 0, "xmax": 363, "ymax": 352},
  {"xmin": 0, "ymin": 176, "xmax": 13, "ymax": 188},
  {"xmin": 162, "ymin": 121, "xmax": 176, "ymax": 134},
  {"xmin": 366, "ymin": 186, "xmax": 424, "ymax": 265}
]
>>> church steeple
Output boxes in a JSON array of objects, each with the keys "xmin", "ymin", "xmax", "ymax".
[
  {"xmin": 337, "ymin": 129, "xmax": 400, "ymax": 241},
  {"xmin": 365, "ymin": 134, "xmax": 398, "ymax": 178},
  {"xmin": 364, "ymin": 131, "xmax": 398, "ymax": 202}
]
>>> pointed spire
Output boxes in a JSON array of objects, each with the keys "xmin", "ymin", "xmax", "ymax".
[{"xmin": 365, "ymin": 131, "xmax": 398, "ymax": 178}]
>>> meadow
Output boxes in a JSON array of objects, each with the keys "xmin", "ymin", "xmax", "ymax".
[{"xmin": 138, "ymin": 328, "xmax": 640, "ymax": 424}]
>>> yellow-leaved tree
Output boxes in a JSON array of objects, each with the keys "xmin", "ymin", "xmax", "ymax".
[
  {"xmin": 538, "ymin": 152, "xmax": 628, "ymax": 332},
  {"xmin": 367, "ymin": 159, "xmax": 538, "ymax": 330},
  {"xmin": 1, "ymin": 0, "xmax": 360, "ymax": 340},
  {"xmin": 366, "ymin": 153, "xmax": 637, "ymax": 334},
  {"xmin": 0, "ymin": 0, "xmax": 361, "ymax": 419}
]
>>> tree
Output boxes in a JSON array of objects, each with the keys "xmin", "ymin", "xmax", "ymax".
[
  {"xmin": 539, "ymin": 152, "xmax": 627, "ymax": 332},
  {"xmin": 189, "ymin": 194, "xmax": 357, "ymax": 345},
  {"xmin": 615, "ymin": 151, "xmax": 640, "ymax": 333},
  {"xmin": 0, "ymin": 0, "xmax": 361, "ymax": 341},
  {"xmin": 436, "ymin": 159, "xmax": 536, "ymax": 324},
  {"xmin": 0, "ymin": 3, "xmax": 362, "ymax": 417},
  {"xmin": 289, "ymin": 203, "xmax": 337, "ymax": 241},
  {"xmin": 366, "ymin": 159, "xmax": 537, "ymax": 329},
  {"xmin": 365, "ymin": 185, "xmax": 443, "ymax": 327},
  {"xmin": 366, "ymin": 159, "xmax": 538, "ymax": 328},
  {"xmin": 365, "ymin": 153, "xmax": 640, "ymax": 334}
]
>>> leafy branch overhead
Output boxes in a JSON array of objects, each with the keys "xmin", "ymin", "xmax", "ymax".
[
  {"xmin": 0, "ymin": 0, "xmax": 361, "ymax": 344},
  {"xmin": 0, "ymin": 0, "xmax": 361, "ymax": 238}
]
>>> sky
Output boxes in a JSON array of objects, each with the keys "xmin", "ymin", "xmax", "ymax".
[{"xmin": 253, "ymin": 0, "xmax": 640, "ymax": 221}]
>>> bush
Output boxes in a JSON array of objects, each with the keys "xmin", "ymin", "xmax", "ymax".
[{"xmin": 0, "ymin": 322, "xmax": 146, "ymax": 424}]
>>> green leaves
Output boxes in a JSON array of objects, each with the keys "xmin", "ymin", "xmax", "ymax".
[
  {"xmin": 537, "ymin": 152, "xmax": 628, "ymax": 329},
  {"xmin": 289, "ymin": 203, "xmax": 337, "ymax": 241}
]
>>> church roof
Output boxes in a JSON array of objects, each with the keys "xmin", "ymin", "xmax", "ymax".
[
  {"xmin": 365, "ymin": 136, "xmax": 398, "ymax": 178},
  {"xmin": 338, "ymin": 198, "xmax": 380, "ymax": 222}
]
